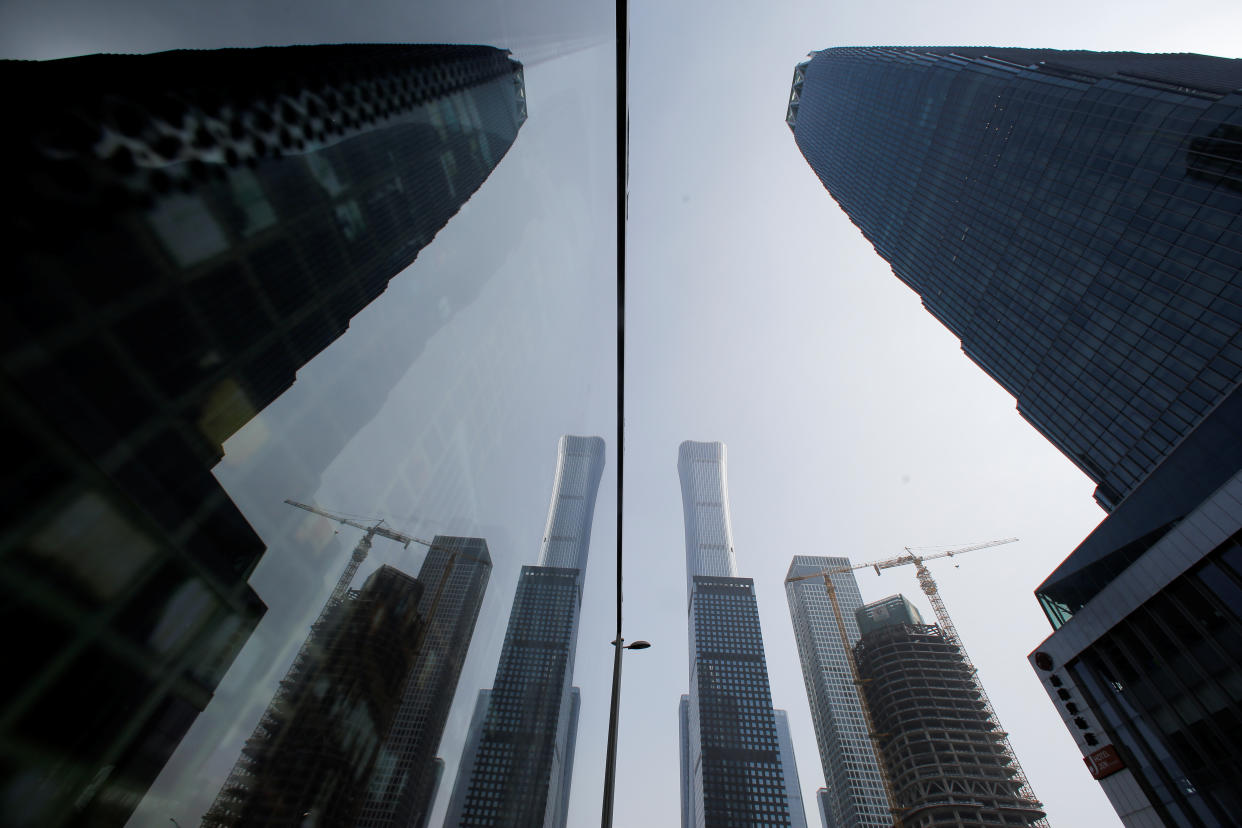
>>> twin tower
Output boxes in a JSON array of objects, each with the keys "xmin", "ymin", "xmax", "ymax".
[{"xmin": 445, "ymin": 437, "xmax": 1029, "ymax": 828}]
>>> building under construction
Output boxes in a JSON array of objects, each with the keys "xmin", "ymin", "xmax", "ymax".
[
  {"xmin": 201, "ymin": 565, "xmax": 425, "ymax": 827},
  {"xmin": 853, "ymin": 596, "xmax": 1046, "ymax": 828}
]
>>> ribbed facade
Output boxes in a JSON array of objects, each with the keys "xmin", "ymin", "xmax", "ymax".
[
  {"xmin": 358, "ymin": 537, "xmax": 492, "ymax": 828},
  {"xmin": 538, "ymin": 435, "xmax": 607, "ymax": 570},
  {"xmin": 789, "ymin": 46, "xmax": 1242, "ymax": 512},
  {"xmin": 854, "ymin": 617, "xmax": 1046, "ymax": 828},
  {"xmin": 784, "ymin": 557, "xmax": 890, "ymax": 828},
  {"xmin": 679, "ymin": 442, "xmax": 795, "ymax": 828},
  {"xmin": 678, "ymin": 441, "xmax": 739, "ymax": 584}
]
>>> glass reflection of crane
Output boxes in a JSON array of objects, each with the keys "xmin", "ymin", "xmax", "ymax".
[
  {"xmin": 785, "ymin": 537, "xmax": 1021, "ymax": 828},
  {"xmin": 284, "ymin": 499, "xmax": 488, "ymax": 653},
  {"xmin": 286, "ymin": 499, "xmax": 434, "ymax": 614}
]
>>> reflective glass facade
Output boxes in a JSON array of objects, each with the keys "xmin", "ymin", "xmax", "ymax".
[
  {"xmin": 789, "ymin": 47, "xmax": 1242, "ymax": 512},
  {"xmin": 359, "ymin": 537, "xmax": 493, "ymax": 828},
  {"xmin": 774, "ymin": 709, "xmax": 810, "ymax": 828},
  {"xmin": 784, "ymin": 557, "xmax": 890, "ymax": 828},
  {"xmin": 679, "ymin": 441, "xmax": 795, "ymax": 828},
  {"xmin": 447, "ymin": 436, "xmax": 603, "ymax": 827},
  {"xmin": 451, "ymin": 566, "xmax": 582, "ymax": 827},
  {"xmin": 688, "ymin": 576, "xmax": 793, "ymax": 828},
  {"xmin": 2, "ymin": 43, "xmax": 526, "ymax": 828},
  {"xmin": 201, "ymin": 565, "xmax": 426, "ymax": 827}
]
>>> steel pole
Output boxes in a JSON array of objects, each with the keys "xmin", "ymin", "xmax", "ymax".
[{"xmin": 601, "ymin": 639, "xmax": 624, "ymax": 828}]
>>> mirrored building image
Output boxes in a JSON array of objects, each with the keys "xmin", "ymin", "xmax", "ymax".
[
  {"xmin": 447, "ymin": 435, "xmax": 605, "ymax": 827},
  {"xmin": 789, "ymin": 45, "xmax": 1242, "ymax": 828},
  {"xmin": 197, "ymin": 565, "xmax": 425, "ymax": 826},
  {"xmin": 358, "ymin": 537, "xmax": 494, "ymax": 828},
  {"xmin": 201, "ymin": 535, "xmax": 491, "ymax": 827},
  {"xmin": 2, "ymin": 43, "xmax": 526, "ymax": 827},
  {"xmin": 678, "ymin": 441, "xmax": 798, "ymax": 828},
  {"xmin": 784, "ymin": 557, "xmax": 890, "ymax": 828}
]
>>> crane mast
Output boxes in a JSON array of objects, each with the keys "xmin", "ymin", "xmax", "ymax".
[{"xmin": 785, "ymin": 536, "xmax": 1021, "ymax": 828}]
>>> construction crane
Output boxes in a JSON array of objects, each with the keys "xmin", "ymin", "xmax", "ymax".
[
  {"xmin": 203, "ymin": 503, "xmax": 450, "ymax": 826},
  {"xmin": 784, "ymin": 537, "xmax": 1019, "ymax": 827},
  {"xmin": 285, "ymin": 499, "xmax": 489, "ymax": 652},
  {"xmin": 285, "ymin": 499, "xmax": 436, "ymax": 612}
]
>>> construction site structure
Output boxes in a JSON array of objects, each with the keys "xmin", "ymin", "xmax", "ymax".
[
  {"xmin": 201, "ymin": 503, "xmax": 434, "ymax": 827},
  {"xmin": 201, "ymin": 565, "xmax": 426, "ymax": 827},
  {"xmin": 854, "ymin": 596, "xmax": 1047, "ymax": 828},
  {"xmin": 785, "ymin": 538, "xmax": 1045, "ymax": 828}
]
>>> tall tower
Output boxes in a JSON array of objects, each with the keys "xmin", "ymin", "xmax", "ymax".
[
  {"xmin": 773, "ymin": 710, "xmax": 810, "ymax": 828},
  {"xmin": 448, "ymin": 436, "xmax": 605, "ymax": 827},
  {"xmin": 679, "ymin": 440, "xmax": 797, "ymax": 828},
  {"xmin": 202, "ymin": 566, "xmax": 426, "ymax": 827},
  {"xmin": 788, "ymin": 46, "xmax": 1242, "ymax": 513},
  {"xmin": 358, "ymin": 537, "xmax": 493, "ymax": 828},
  {"xmin": 789, "ymin": 47, "xmax": 1242, "ymax": 825},
  {"xmin": 784, "ymin": 557, "xmax": 889, "ymax": 828},
  {"xmin": 854, "ymin": 596, "xmax": 1046, "ymax": 827}
]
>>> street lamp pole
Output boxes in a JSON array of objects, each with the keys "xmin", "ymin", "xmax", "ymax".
[{"xmin": 601, "ymin": 638, "xmax": 649, "ymax": 828}]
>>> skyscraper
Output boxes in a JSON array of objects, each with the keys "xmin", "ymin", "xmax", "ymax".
[
  {"xmin": 4, "ymin": 43, "xmax": 526, "ymax": 827},
  {"xmin": 679, "ymin": 440, "xmax": 797, "ymax": 828},
  {"xmin": 788, "ymin": 46, "xmax": 1242, "ymax": 513},
  {"xmin": 853, "ymin": 595, "xmax": 1046, "ymax": 828},
  {"xmin": 358, "ymin": 537, "xmax": 493, "ymax": 828},
  {"xmin": 680, "ymin": 694, "xmax": 695, "ymax": 828},
  {"xmin": 784, "ymin": 557, "xmax": 889, "ymax": 828},
  {"xmin": 203, "ymin": 535, "xmax": 491, "ymax": 828},
  {"xmin": 201, "ymin": 565, "xmax": 426, "ymax": 827},
  {"xmin": 774, "ymin": 710, "xmax": 810, "ymax": 828},
  {"xmin": 448, "ymin": 435, "xmax": 605, "ymax": 827},
  {"xmin": 788, "ymin": 46, "xmax": 1242, "ymax": 827}
]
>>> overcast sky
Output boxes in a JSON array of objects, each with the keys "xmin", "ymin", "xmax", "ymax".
[{"xmin": 8, "ymin": 0, "xmax": 1242, "ymax": 826}]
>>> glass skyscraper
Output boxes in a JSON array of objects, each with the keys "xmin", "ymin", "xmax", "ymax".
[
  {"xmin": 358, "ymin": 537, "xmax": 493, "ymax": 828},
  {"xmin": 784, "ymin": 556, "xmax": 889, "ymax": 828},
  {"xmin": 774, "ymin": 709, "xmax": 810, "ymax": 828},
  {"xmin": 679, "ymin": 440, "xmax": 797, "ymax": 828},
  {"xmin": 789, "ymin": 47, "xmax": 1242, "ymax": 827},
  {"xmin": 788, "ymin": 47, "xmax": 1242, "ymax": 513},
  {"xmin": 447, "ymin": 435, "xmax": 605, "ymax": 827},
  {"xmin": 3, "ymin": 43, "xmax": 526, "ymax": 828}
]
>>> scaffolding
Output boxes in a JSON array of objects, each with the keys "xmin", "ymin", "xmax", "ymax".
[{"xmin": 854, "ymin": 622, "xmax": 1048, "ymax": 828}]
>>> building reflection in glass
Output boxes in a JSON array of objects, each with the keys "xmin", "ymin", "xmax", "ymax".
[
  {"xmin": 2, "ymin": 43, "xmax": 525, "ymax": 827},
  {"xmin": 445, "ymin": 436, "xmax": 605, "ymax": 827},
  {"xmin": 202, "ymin": 534, "xmax": 491, "ymax": 827}
]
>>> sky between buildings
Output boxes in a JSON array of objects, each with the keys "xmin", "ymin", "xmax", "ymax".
[{"xmin": 5, "ymin": 0, "xmax": 1242, "ymax": 826}]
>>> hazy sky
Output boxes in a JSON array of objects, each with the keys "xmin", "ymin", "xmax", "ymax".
[{"xmin": 8, "ymin": 0, "xmax": 1242, "ymax": 826}]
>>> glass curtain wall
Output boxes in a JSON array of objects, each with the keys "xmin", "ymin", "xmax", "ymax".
[{"xmin": 0, "ymin": 6, "xmax": 616, "ymax": 828}]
